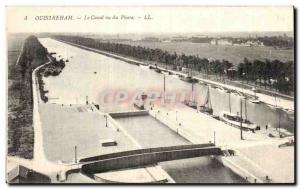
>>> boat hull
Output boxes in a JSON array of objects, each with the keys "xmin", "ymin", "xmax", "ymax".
[{"xmin": 219, "ymin": 112, "xmax": 257, "ymax": 131}]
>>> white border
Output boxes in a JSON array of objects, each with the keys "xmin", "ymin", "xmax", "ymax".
[{"xmin": 1, "ymin": 1, "xmax": 298, "ymax": 189}]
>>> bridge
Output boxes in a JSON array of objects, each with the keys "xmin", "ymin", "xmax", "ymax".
[{"xmin": 78, "ymin": 143, "xmax": 223, "ymax": 177}]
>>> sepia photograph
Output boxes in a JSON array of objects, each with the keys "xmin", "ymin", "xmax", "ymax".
[{"xmin": 6, "ymin": 6, "xmax": 295, "ymax": 184}]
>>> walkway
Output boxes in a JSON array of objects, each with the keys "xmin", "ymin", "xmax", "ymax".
[{"xmin": 148, "ymin": 103, "xmax": 294, "ymax": 183}]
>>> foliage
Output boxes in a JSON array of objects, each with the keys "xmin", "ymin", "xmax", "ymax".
[
  {"xmin": 8, "ymin": 35, "xmax": 48, "ymax": 159},
  {"xmin": 54, "ymin": 35, "xmax": 294, "ymax": 94}
]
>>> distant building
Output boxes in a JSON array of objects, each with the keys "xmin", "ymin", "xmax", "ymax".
[
  {"xmin": 190, "ymin": 36, "xmax": 213, "ymax": 43},
  {"xmin": 211, "ymin": 39, "xmax": 232, "ymax": 45},
  {"xmin": 140, "ymin": 37, "xmax": 160, "ymax": 42},
  {"xmin": 232, "ymin": 39, "xmax": 264, "ymax": 47},
  {"xmin": 171, "ymin": 36, "xmax": 188, "ymax": 42}
]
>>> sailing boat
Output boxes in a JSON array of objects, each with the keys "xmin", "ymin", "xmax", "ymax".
[
  {"xmin": 199, "ymin": 85, "xmax": 213, "ymax": 115},
  {"xmin": 133, "ymin": 93, "xmax": 148, "ymax": 110},
  {"xmin": 248, "ymin": 87, "xmax": 261, "ymax": 104},
  {"xmin": 184, "ymin": 82, "xmax": 197, "ymax": 109},
  {"xmin": 139, "ymin": 64, "xmax": 150, "ymax": 69},
  {"xmin": 220, "ymin": 97, "xmax": 258, "ymax": 131},
  {"xmin": 180, "ymin": 66, "xmax": 198, "ymax": 83},
  {"xmin": 268, "ymin": 93, "xmax": 281, "ymax": 109}
]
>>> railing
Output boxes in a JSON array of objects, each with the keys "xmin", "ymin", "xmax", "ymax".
[
  {"xmin": 79, "ymin": 143, "xmax": 215, "ymax": 163},
  {"xmin": 81, "ymin": 146, "xmax": 222, "ymax": 175}
]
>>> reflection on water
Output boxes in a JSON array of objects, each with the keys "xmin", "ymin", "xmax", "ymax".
[{"xmin": 40, "ymin": 38, "xmax": 293, "ymax": 133}]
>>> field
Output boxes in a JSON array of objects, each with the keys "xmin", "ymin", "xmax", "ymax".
[
  {"xmin": 7, "ymin": 34, "xmax": 26, "ymax": 64},
  {"xmin": 115, "ymin": 41, "xmax": 294, "ymax": 65},
  {"xmin": 7, "ymin": 34, "xmax": 43, "ymax": 159}
]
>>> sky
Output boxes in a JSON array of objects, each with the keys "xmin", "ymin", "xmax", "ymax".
[{"xmin": 6, "ymin": 6, "xmax": 294, "ymax": 34}]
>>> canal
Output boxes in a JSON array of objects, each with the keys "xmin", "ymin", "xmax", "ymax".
[
  {"xmin": 115, "ymin": 115, "xmax": 190, "ymax": 148},
  {"xmin": 39, "ymin": 38, "xmax": 294, "ymax": 132},
  {"xmin": 38, "ymin": 38, "xmax": 293, "ymax": 183},
  {"xmin": 115, "ymin": 115, "xmax": 247, "ymax": 183}
]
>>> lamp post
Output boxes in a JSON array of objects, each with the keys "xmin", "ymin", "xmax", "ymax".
[
  {"xmin": 74, "ymin": 145, "xmax": 77, "ymax": 163},
  {"xmin": 213, "ymin": 131, "xmax": 216, "ymax": 145},
  {"xmin": 239, "ymin": 99, "xmax": 243, "ymax": 140},
  {"xmin": 104, "ymin": 115, "xmax": 108, "ymax": 127},
  {"xmin": 242, "ymin": 72, "xmax": 246, "ymax": 95},
  {"xmin": 163, "ymin": 74, "xmax": 166, "ymax": 105}
]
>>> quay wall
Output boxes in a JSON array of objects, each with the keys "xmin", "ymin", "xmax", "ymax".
[
  {"xmin": 215, "ymin": 156, "xmax": 265, "ymax": 183},
  {"xmin": 54, "ymin": 39, "xmax": 148, "ymax": 66}
]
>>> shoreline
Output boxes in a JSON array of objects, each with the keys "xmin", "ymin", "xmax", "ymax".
[
  {"xmin": 31, "ymin": 38, "xmax": 293, "ymax": 183},
  {"xmin": 52, "ymin": 38, "xmax": 294, "ymax": 112}
]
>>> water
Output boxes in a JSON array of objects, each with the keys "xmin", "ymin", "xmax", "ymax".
[
  {"xmin": 115, "ymin": 115, "xmax": 190, "ymax": 148},
  {"xmin": 38, "ymin": 38, "xmax": 292, "ymax": 183},
  {"xmin": 159, "ymin": 157, "xmax": 246, "ymax": 183},
  {"xmin": 115, "ymin": 115, "xmax": 246, "ymax": 183},
  {"xmin": 39, "ymin": 38, "xmax": 294, "ymax": 133}
]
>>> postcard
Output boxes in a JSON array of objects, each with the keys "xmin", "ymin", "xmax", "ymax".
[{"xmin": 6, "ymin": 6, "xmax": 295, "ymax": 184}]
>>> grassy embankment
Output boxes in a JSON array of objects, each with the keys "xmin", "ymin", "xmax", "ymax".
[{"xmin": 7, "ymin": 35, "xmax": 65, "ymax": 159}]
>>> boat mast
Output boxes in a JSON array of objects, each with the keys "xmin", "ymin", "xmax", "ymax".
[
  {"xmin": 244, "ymin": 98, "xmax": 247, "ymax": 121},
  {"xmin": 202, "ymin": 85, "xmax": 212, "ymax": 110},
  {"xmin": 209, "ymin": 87, "xmax": 212, "ymax": 109},
  {"xmin": 240, "ymin": 99, "xmax": 243, "ymax": 140},
  {"xmin": 191, "ymin": 82, "xmax": 194, "ymax": 102},
  {"xmin": 207, "ymin": 86, "xmax": 212, "ymax": 109},
  {"xmin": 278, "ymin": 109, "xmax": 281, "ymax": 137},
  {"xmin": 163, "ymin": 74, "xmax": 166, "ymax": 104},
  {"xmin": 229, "ymin": 93, "xmax": 231, "ymax": 113}
]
